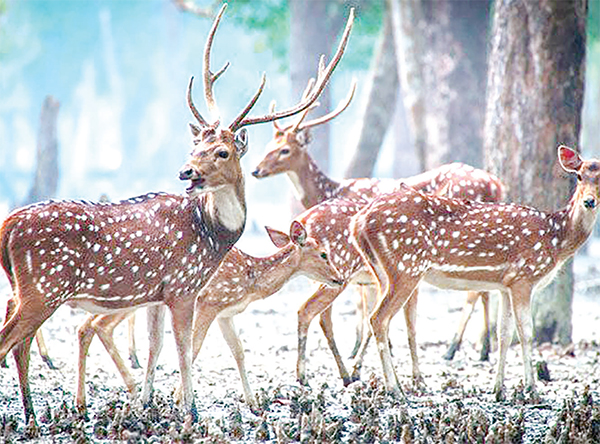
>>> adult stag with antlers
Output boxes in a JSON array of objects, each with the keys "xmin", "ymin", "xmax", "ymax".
[
  {"xmin": 0, "ymin": 5, "xmax": 354, "ymax": 425},
  {"xmin": 350, "ymin": 146, "xmax": 599, "ymax": 400}
]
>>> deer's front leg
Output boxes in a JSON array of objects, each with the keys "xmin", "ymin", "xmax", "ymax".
[
  {"xmin": 297, "ymin": 284, "xmax": 345, "ymax": 386},
  {"xmin": 318, "ymin": 304, "xmax": 352, "ymax": 386},
  {"xmin": 403, "ymin": 289, "xmax": 424, "ymax": 389},
  {"xmin": 167, "ymin": 299, "xmax": 196, "ymax": 420},
  {"xmin": 217, "ymin": 316, "xmax": 260, "ymax": 413},
  {"xmin": 494, "ymin": 290, "xmax": 513, "ymax": 401},
  {"xmin": 371, "ymin": 278, "xmax": 420, "ymax": 398},
  {"xmin": 76, "ymin": 315, "xmax": 97, "ymax": 411},
  {"xmin": 142, "ymin": 305, "xmax": 166, "ymax": 406},
  {"xmin": 510, "ymin": 283, "xmax": 537, "ymax": 400}
]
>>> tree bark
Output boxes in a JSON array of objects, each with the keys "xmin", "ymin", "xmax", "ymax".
[
  {"xmin": 344, "ymin": 8, "xmax": 399, "ymax": 179},
  {"xmin": 483, "ymin": 0, "xmax": 587, "ymax": 344},
  {"xmin": 25, "ymin": 96, "xmax": 60, "ymax": 205},
  {"xmin": 289, "ymin": 0, "xmax": 337, "ymax": 172},
  {"xmin": 391, "ymin": 0, "xmax": 490, "ymax": 171}
]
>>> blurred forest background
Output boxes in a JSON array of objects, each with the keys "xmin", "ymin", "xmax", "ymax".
[{"xmin": 0, "ymin": 0, "xmax": 599, "ymax": 342}]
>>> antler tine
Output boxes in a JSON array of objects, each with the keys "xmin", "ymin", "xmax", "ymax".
[
  {"xmin": 229, "ymin": 7, "xmax": 354, "ymax": 132},
  {"xmin": 269, "ymin": 100, "xmax": 284, "ymax": 131},
  {"xmin": 187, "ymin": 76, "xmax": 209, "ymax": 127},
  {"xmin": 298, "ymin": 78, "xmax": 357, "ymax": 131},
  {"xmin": 203, "ymin": 3, "xmax": 230, "ymax": 119},
  {"xmin": 288, "ymin": 77, "xmax": 319, "ymax": 132}
]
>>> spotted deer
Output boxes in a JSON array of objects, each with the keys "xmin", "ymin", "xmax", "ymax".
[
  {"xmin": 252, "ymin": 91, "xmax": 504, "ymax": 363},
  {"xmin": 0, "ymin": 4, "xmax": 354, "ymax": 424},
  {"xmin": 75, "ymin": 221, "xmax": 343, "ymax": 413},
  {"xmin": 349, "ymin": 146, "xmax": 598, "ymax": 400},
  {"xmin": 293, "ymin": 188, "xmax": 491, "ymax": 389}
]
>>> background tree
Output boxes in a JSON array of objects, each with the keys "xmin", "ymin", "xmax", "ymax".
[
  {"xmin": 24, "ymin": 96, "xmax": 60, "ymax": 206},
  {"xmin": 343, "ymin": 6, "xmax": 400, "ymax": 178},
  {"xmin": 483, "ymin": 0, "xmax": 587, "ymax": 344},
  {"xmin": 389, "ymin": 0, "xmax": 490, "ymax": 171}
]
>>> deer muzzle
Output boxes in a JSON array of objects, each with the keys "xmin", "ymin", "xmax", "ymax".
[{"xmin": 583, "ymin": 196, "xmax": 596, "ymax": 209}]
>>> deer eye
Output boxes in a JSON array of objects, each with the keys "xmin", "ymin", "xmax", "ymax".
[
  {"xmin": 280, "ymin": 148, "xmax": 290, "ymax": 156},
  {"xmin": 320, "ymin": 252, "xmax": 327, "ymax": 260},
  {"xmin": 577, "ymin": 173, "xmax": 582, "ymax": 181},
  {"xmin": 218, "ymin": 150, "xmax": 229, "ymax": 159}
]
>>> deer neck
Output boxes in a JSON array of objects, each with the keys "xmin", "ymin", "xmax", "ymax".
[
  {"xmin": 252, "ymin": 245, "xmax": 300, "ymax": 297},
  {"xmin": 286, "ymin": 153, "xmax": 340, "ymax": 209},
  {"xmin": 196, "ymin": 182, "xmax": 246, "ymax": 249}
]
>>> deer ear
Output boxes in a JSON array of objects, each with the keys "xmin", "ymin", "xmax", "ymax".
[
  {"xmin": 290, "ymin": 220, "xmax": 307, "ymax": 246},
  {"xmin": 558, "ymin": 145, "xmax": 583, "ymax": 173},
  {"xmin": 296, "ymin": 129, "xmax": 312, "ymax": 147},
  {"xmin": 265, "ymin": 226, "xmax": 290, "ymax": 248},
  {"xmin": 190, "ymin": 123, "xmax": 201, "ymax": 138},
  {"xmin": 235, "ymin": 128, "xmax": 249, "ymax": 158}
]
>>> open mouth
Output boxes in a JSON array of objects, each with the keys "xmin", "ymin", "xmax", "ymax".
[{"xmin": 186, "ymin": 178, "xmax": 205, "ymax": 193}]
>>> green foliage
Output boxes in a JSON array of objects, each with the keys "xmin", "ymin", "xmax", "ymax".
[
  {"xmin": 226, "ymin": 0, "xmax": 384, "ymax": 72},
  {"xmin": 589, "ymin": 0, "xmax": 600, "ymax": 44}
]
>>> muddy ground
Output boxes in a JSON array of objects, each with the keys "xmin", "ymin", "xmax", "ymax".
[{"xmin": 1, "ymin": 238, "xmax": 600, "ymax": 443}]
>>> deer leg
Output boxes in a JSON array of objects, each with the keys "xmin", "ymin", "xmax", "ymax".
[
  {"xmin": 13, "ymin": 335, "xmax": 36, "ymax": 426},
  {"xmin": 509, "ymin": 284, "xmax": 537, "ymax": 399},
  {"xmin": 34, "ymin": 329, "xmax": 57, "ymax": 370},
  {"xmin": 494, "ymin": 290, "xmax": 513, "ymax": 401},
  {"xmin": 479, "ymin": 292, "xmax": 491, "ymax": 361},
  {"xmin": 403, "ymin": 289, "xmax": 424, "ymax": 389},
  {"xmin": 166, "ymin": 299, "xmax": 196, "ymax": 421},
  {"xmin": 93, "ymin": 313, "xmax": 137, "ymax": 396},
  {"xmin": 217, "ymin": 316, "xmax": 259, "ymax": 413},
  {"xmin": 173, "ymin": 304, "xmax": 217, "ymax": 404},
  {"xmin": 141, "ymin": 305, "xmax": 165, "ymax": 406},
  {"xmin": 76, "ymin": 314, "xmax": 97, "ymax": 411},
  {"xmin": 348, "ymin": 286, "xmax": 365, "ymax": 360},
  {"xmin": 443, "ymin": 291, "xmax": 480, "ymax": 361},
  {"xmin": 127, "ymin": 313, "xmax": 141, "ymax": 369},
  {"xmin": 297, "ymin": 283, "xmax": 345, "ymax": 386},
  {"xmin": 1, "ymin": 297, "xmax": 17, "ymax": 368},
  {"xmin": 349, "ymin": 284, "xmax": 377, "ymax": 360},
  {"xmin": 318, "ymin": 304, "xmax": 352, "ymax": 386},
  {"xmin": 0, "ymin": 294, "xmax": 56, "ymax": 425},
  {"xmin": 370, "ymin": 278, "xmax": 420, "ymax": 398}
]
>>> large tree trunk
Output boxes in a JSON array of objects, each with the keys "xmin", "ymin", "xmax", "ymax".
[
  {"xmin": 289, "ymin": 0, "xmax": 337, "ymax": 172},
  {"xmin": 391, "ymin": 0, "xmax": 490, "ymax": 171},
  {"xmin": 344, "ymin": 8, "xmax": 399, "ymax": 179},
  {"xmin": 484, "ymin": 0, "xmax": 587, "ymax": 344},
  {"xmin": 24, "ymin": 96, "xmax": 60, "ymax": 205}
]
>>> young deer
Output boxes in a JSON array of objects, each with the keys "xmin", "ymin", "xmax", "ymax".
[
  {"xmin": 252, "ymin": 93, "xmax": 503, "ymax": 362},
  {"xmin": 349, "ymin": 146, "xmax": 598, "ymax": 400},
  {"xmin": 76, "ymin": 221, "xmax": 343, "ymax": 413},
  {"xmin": 0, "ymin": 4, "xmax": 354, "ymax": 424}
]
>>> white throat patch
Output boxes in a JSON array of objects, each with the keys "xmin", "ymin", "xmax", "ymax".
[
  {"xmin": 286, "ymin": 171, "xmax": 306, "ymax": 201},
  {"xmin": 213, "ymin": 185, "xmax": 246, "ymax": 232}
]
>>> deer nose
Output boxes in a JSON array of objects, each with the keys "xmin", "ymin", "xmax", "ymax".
[
  {"xmin": 251, "ymin": 168, "xmax": 262, "ymax": 178},
  {"xmin": 583, "ymin": 197, "xmax": 596, "ymax": 209},
  {"xmin": 179, "ymin": 166, "xmax": 196, "ymax": 181}
]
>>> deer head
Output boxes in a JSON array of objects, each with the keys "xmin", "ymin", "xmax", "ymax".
[
  {"xmin": 251, "ymin": 77, "xmax": 356, "ymax": 179},
  {"xmin": 183, "ymin": 5, "xmax": 355, "ymax": 192}
]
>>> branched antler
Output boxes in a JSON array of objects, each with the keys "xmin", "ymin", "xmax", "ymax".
[{"xmin": 229, "ymin": 8, "xmax": 355, "ymax": 132}]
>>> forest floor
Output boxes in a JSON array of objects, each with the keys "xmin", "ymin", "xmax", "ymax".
[{"xmin": 1, "ymin": 237, "xmax": 600, "ymax": 443}]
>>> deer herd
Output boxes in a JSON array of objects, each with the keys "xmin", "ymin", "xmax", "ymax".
[{"xmin": 1, "ymin": 5, "xmax": 599, "ymax": 427}]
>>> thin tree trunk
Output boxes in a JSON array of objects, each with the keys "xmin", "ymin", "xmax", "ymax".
[
  {"xmin": 289, "ymin": 0, "xmax": 334, "ymax": 172},
  {"xmin": 25, "ymin": 96, "xmax": 60, "ymax": 205},
  {"xmin": 391, "ymin": 0, "xmax": 489, "ymax": 171},
  {"xmin": 484, "ymin": 0, "xmax": 587, "ymax": 344},
  {"xmin": 344, "ymin": 8, "xmax": 399, "ymax": 179}
]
